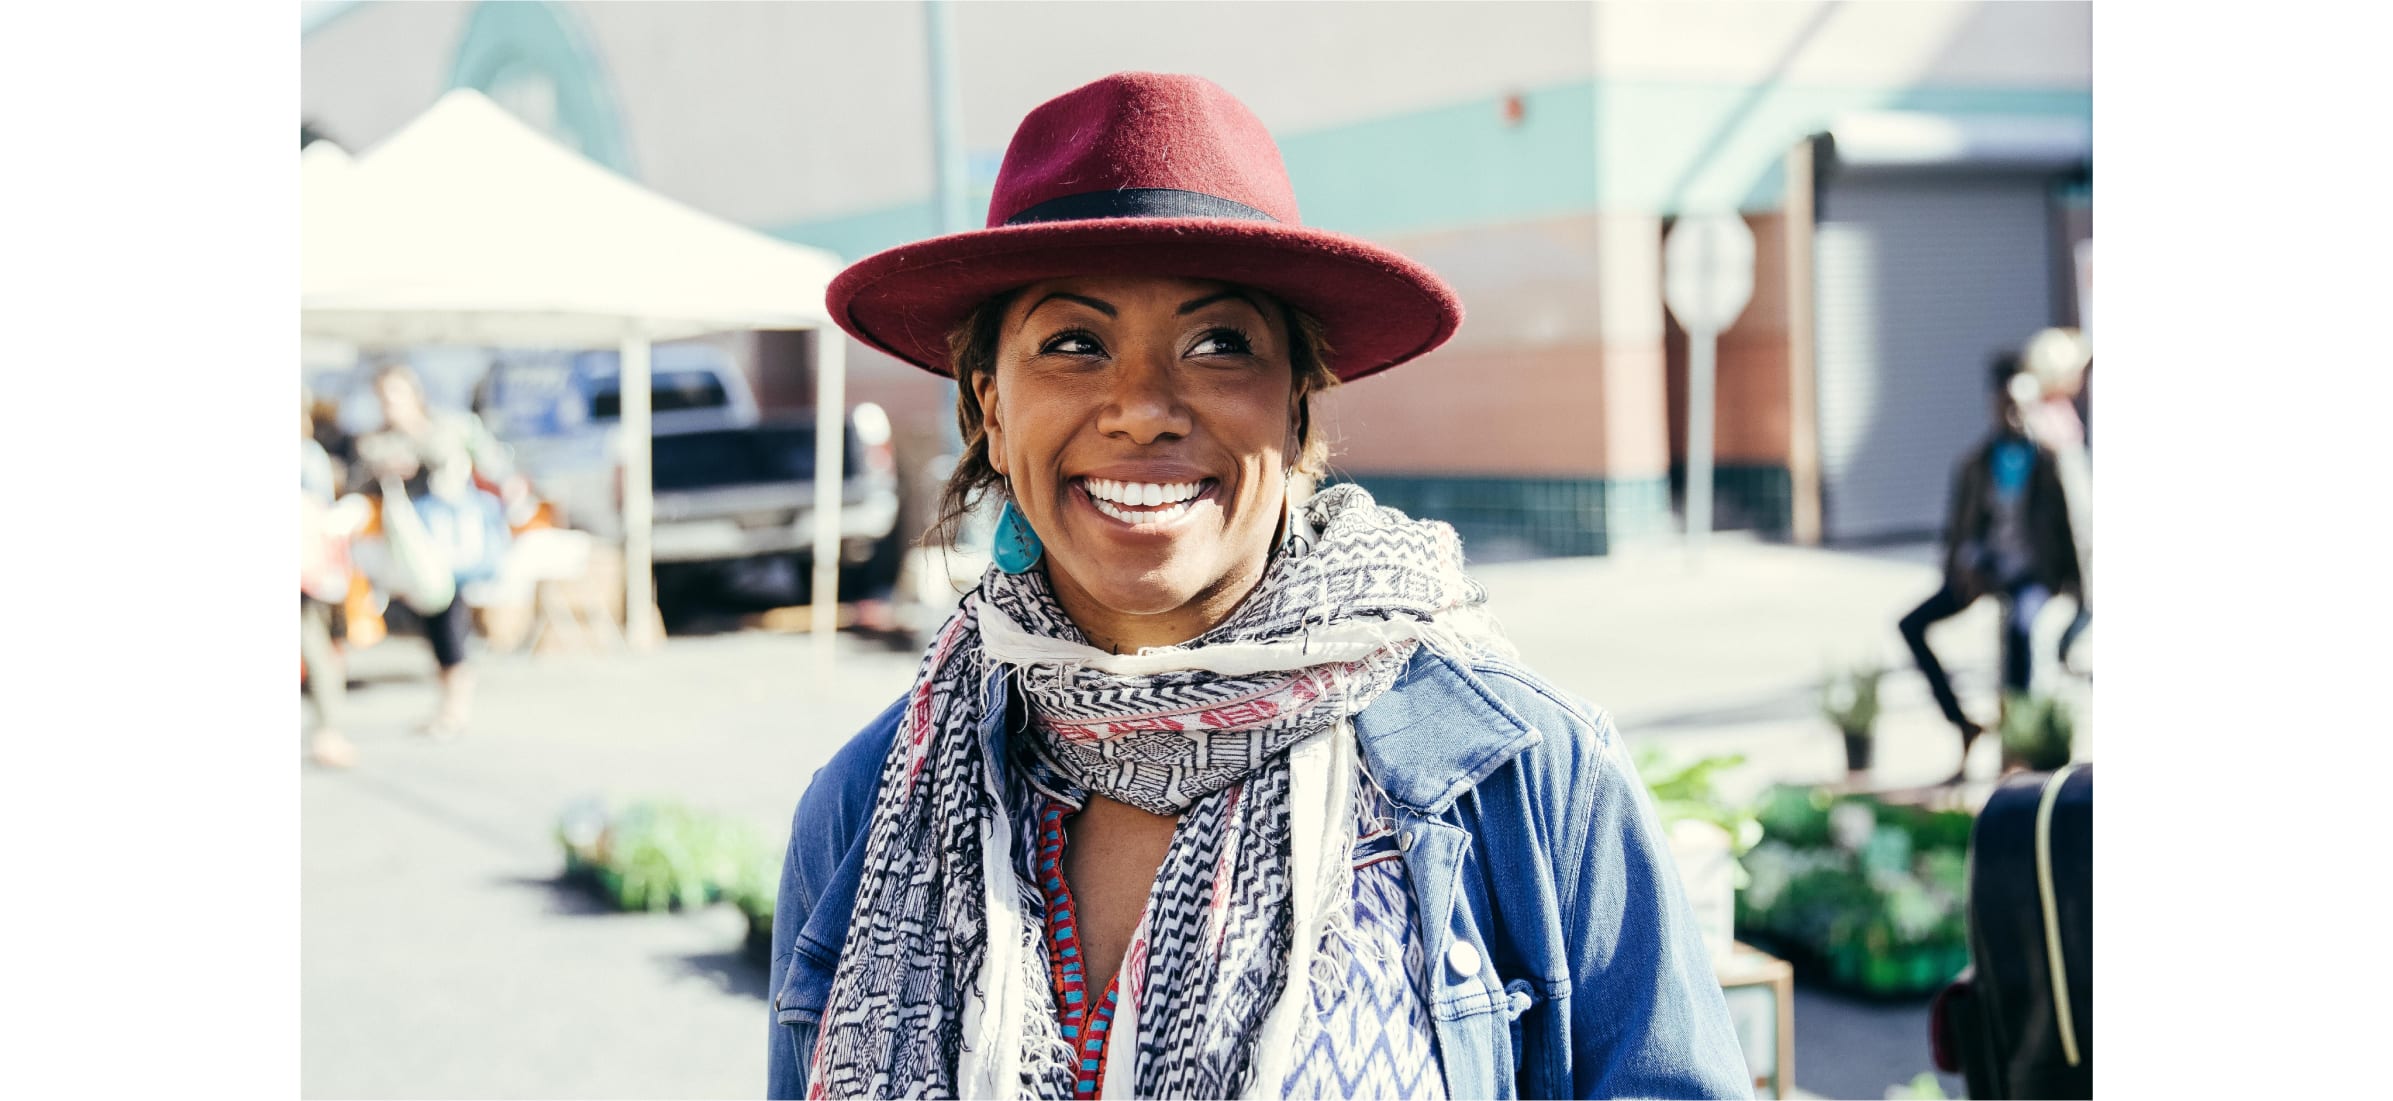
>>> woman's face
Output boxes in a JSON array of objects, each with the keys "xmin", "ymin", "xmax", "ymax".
[
  {"xmin": 976, "ymin": 274, "xmax": 1298, "ymax": 648},
  {"xmin": 375, "ymin": 374, "xmax": 428, "ymax": 428}
]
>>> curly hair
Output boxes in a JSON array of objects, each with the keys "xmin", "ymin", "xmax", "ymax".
[{"xmin": 925, "ymin": 288, "xmax": 1339, "ymax": 550}]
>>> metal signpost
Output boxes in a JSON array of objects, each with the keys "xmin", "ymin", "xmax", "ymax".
[{"xmin": 1663, "ymin": 212, "xmax": 1757, "ymax": 561}]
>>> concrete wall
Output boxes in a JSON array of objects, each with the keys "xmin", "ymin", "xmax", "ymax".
[{"xmin": 300, "ymin": 1, "xmax": 473, "ymax": 152}]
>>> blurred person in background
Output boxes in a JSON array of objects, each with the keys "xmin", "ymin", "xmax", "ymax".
[
  {"xmin": 307, "ymin": 388, "xmax": 377, "ymax": 652},
  {"xmin": 1900, "ymin": 353, "xmax": 2084, "ymax": 782},
  {"xmin": 302, "ymin": 394, "xmax": 358, "ymax": 768},
  {"xmin": 353, "ymin": 362, "xmax": 516, "ymax": 738},
  {"xmin": 770, "ymin": 73, "xmax": 1750, "ymax": 1101},
  {"xmin": 2020, "ymin": 328, "xmax": 2094, "ymax": 675}
]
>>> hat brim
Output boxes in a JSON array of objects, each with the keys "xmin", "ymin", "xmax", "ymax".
[{"xmin": 825, "ymin": 217, "xmax": 1461, "ymax": 383}]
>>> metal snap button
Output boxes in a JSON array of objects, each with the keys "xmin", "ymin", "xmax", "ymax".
[{"xmin": 1446, "ymin": 940, "xmax": 1482, "ymax": 979}]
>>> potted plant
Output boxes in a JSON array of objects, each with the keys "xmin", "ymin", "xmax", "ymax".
[
  {"xmin": 554, "ymin": 799, "xmax": 777, "ymax": 915},
  {"xmin": 1820, "ymin": 664, "xmax": 1887, "ymax": 774},
  {"xmin": 1998, "ymin": 691, "xmax": 2075, "ymax": 772}
]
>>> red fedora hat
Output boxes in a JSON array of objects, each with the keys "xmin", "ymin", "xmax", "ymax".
[{"xmin": 824, "ymin": 72, "xmax": 1462, "ymax": 383}]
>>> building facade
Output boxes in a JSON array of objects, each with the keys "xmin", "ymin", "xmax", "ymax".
[{"xmin": 302, "ymin": 0, "xmax": 2092, "ymax": 556}]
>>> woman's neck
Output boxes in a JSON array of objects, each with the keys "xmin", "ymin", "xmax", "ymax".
[
  {"xmin": 1043, "ymin": 501, "xmax": 1291, "ymax": 654},
  {"xmin": 1047, "ymin": 556, "xmax": 1270, "ymax": 655}
]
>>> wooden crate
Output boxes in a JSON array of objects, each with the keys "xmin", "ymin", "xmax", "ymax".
[{"xmin": 1716, "ymin": 941, "xmax": 1795, "ymax": 1099}]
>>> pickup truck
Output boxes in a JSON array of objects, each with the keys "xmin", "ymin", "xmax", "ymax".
[
  {"xmin": 478, "ymin": 344, "xmax": 904, "ymax": 604},
  {"xmin": 646, "ymin": 406, "xmax": 903, "ymax": 604}
]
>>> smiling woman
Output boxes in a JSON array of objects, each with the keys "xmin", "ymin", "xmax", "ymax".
[
  {"xmin": 943, "ymin": 275, "xmax": 1339, "ymax": 651},
  {"xmin": 769, "ymin": 73, "xmax": 1753, "ymax": 1101}
]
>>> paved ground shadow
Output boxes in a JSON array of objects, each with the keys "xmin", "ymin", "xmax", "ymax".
[
  {"xmin": 499, "ymin": 872, "xmax": 626, "ymax": 917},
  {"xmin": 675, "ymin": 947, "xmax": 772, "ymax": 1001}
]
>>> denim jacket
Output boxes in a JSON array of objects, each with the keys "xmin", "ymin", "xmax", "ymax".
[{"xmin": 768, "ymin": 647, "xmax": 1754, "ymax": 1100}]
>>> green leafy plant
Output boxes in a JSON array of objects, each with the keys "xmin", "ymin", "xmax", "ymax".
[
  {"xmin": 723, "ymin": 843, "xmax": 784, "ymax": 964},
  {"xmin": 555, "ymin": 799, "xmax": 779, "ymax": 918},
  {"xmin": 1752, "ymin": 784, "xmax": 1836, "ymax": 848},
  {"xmin": 1634, "ymin": 747, "xmax": 1764, "ymax": 886},
  {"xmin": 2000, "ymin": 691, "xmax": 2076, "ymax": 771},
  {"xmin": 1737, "ymin": 784, "xmax": 1976, "ymax": 997}
]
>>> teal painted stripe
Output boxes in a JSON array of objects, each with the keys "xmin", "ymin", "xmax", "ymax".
[
  {"xmin": 301, "ymin": 1, "xmax": 360, "ymax": 38},
  {"xmin": 768, "ymin": 78, "xmax": 2091, "ymax": 255},
  {"xmin": 447, "ymin": 1, "xmax": 635, "ymax": 178},
  {"xmin": 1670, "ymin": 462, "xmax": 1794, "ymax": 536},
  {"xmin": 1277, "ymin": 83, "xmax": 1598, "ymax": 237},
  {"xmin": 1324, "ymin": 471, "xmax": 1676, "ymax": 559}
]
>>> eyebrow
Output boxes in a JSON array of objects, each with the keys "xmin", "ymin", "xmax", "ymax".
[
  {"xmin": 1177, "ymin": 290, "xmax": 1264, "ymax": 318},
  {"xmin": 1021, "ymin": 292, "xmax": 1117, "ymax": 330}
]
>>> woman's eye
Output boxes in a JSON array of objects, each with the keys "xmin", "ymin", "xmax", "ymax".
[
  {"xmin": 1039, "ymin": 330, "xmax": 1105, "ymax": 357},
  {"xmin": 1191, "ymin": 328, "xmax": 1254, "ymax": 356}
]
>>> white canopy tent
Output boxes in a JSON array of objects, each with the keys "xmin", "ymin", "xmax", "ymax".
[
  {"xmin": 299, "ymin": 142, "xmax": 362, "ymax": 373},
  {"xmin": 302, "ymin": 90, "xmax": 852, "ymax": 667}
]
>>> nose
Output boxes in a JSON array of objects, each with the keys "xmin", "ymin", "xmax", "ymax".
[{"xmin": 1096, "ymin": 353, "xmax": 1192, "ymax": 445}]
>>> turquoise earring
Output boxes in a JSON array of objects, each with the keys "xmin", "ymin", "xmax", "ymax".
[{"xmin": 993, "ymin": 497, "xmax": 1044, "ymax": 574}]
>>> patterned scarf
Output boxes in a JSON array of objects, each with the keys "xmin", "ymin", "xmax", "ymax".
[{"xmin": 808, "ymin": 484, "xmax": 1506, "ymax": 1099}]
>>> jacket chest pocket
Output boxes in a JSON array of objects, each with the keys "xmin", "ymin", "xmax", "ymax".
[
  {"xmin": 1407, "ymin": 817, "xmax": 1524, "ymax": 1098},
  {"xmin": 774, "ymin": 940, "xmax": 836, "ymax": 1027},
  {"xmin": 1427, "ymin": 902, "xmax": 1524, "ymax": 1097}
]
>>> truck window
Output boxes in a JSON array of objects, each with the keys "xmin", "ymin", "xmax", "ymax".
[
  {"xmin": 589, "ymin": 370, "xmax": 730, "ymax": 420},
  {"xmin": 648, "ymin": 425, "xmax": 860, "ymax": 492}
]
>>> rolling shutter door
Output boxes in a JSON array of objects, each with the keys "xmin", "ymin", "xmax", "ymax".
[{"xmin": 1813, "ymin": 175, "xmax": 2059, "ymax": 541}]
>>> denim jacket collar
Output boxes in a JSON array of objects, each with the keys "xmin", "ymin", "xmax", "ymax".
[{"xmin": 1349, "ymin": 648, "xmax": 1544, "ymax": 815}]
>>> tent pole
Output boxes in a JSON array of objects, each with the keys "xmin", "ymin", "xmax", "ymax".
[
  {"xmin": 926, "ymin": 0, "xmax": 970, "ymax": 457},
  {"xmin": 810, "ymin": 330, "xmax": 847, "ymax": 679},
  {"xmin": 622, "ymin": 329, "xmax": 659, "ymax": 650}
]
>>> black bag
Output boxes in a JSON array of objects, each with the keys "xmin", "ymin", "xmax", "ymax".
[{"xmin": 1931, "ymin": 764, "xmax": 2092, "ymax": 1099}]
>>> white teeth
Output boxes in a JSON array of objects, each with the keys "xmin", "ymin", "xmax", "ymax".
[
  {"xmin": 1083, "ymin": 478, "xmax": 1202, "ymax": 506},
  {"xmin": 1093, "ymin": 498, "xmax": 1193, "ymax": 526}
]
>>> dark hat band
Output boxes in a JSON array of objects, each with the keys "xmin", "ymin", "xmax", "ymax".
[{"xmin": 1002, "ymin": 188, "xmax": 1279, "ymax": 227}]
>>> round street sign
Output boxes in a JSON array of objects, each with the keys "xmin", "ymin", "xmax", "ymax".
[{"xmin": 1664, "ymin": 212, "xmax": 1757, "ymax": 333}]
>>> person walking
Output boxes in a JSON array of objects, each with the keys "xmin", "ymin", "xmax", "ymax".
[
  {"xmin": 1900, "ymin": 354, "xmax": 2084, "ymax": 782},
  {"xmin": 767, "ymin": 73, "xmax": 1750, "ymax": 1100},
  {"xmin": 353, "ymin": 362, "xmax": 515, "ymax": 738},
  {"xmin": 302, "ymin": 394, "xmax": 359, "ymax": 768}
]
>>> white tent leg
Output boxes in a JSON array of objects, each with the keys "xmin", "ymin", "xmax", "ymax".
[
  {"xmin": 811, "ymin": 331, "xmax": 847, "ymax": 679},
  {"xmin": 622, "ymin": 330, "xmax": 659, "ymax": 650}
]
